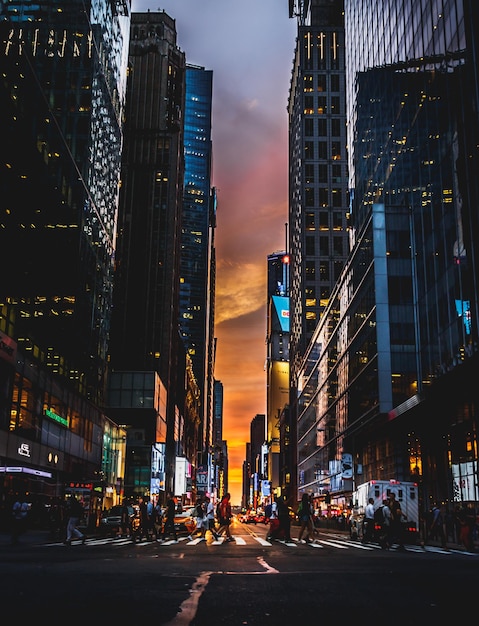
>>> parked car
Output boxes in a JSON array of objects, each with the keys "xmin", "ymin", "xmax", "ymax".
[{"xmin": 100, "ymin": 504, "xmax": 135, "ymax": 536}]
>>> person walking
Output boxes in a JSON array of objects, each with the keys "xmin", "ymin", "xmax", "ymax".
[
  {"xmin": 378, "ymin": 499, "xmax": 392, "ymax": 549},
  {"xmin": 11, "ymin": 494, "xmax": 29, "ymax": 545},
  {"xmin": 119, "ymin": 499, "xmax": 131, "ymax": 538},
  {"xmin": 216, "ymin": 493, "xmax": 234, "ymax": 542},
  {"xmin": 362, "ymin": 497, "xmax": 375, "ymax": 543},
  {"xmin": 389, "ymin": 492, "xmax": 406, "ymax": 550},
  {"xmin": 297, "ymin": 493, "xmax": 315, "ymax": 543},
  {"xmin": 276, "ymin": 495, "xmax": 292, "ymax": 542},
  {"xmin": 425, "ymin": 503, "xmax": 447, "ymax": 549},
  {"xmin": 64, "ymin": 495, "xmax": 86, "ymax": 546},
  {"xmin": 189, "ymin": 497, "xmax": 207, "ymax": 540},
  {"xmin": 159, "ymin": 492, "xmax": 178, "ymax": 542},
  {"xmin": 204, "ymin": 496, "xmax": 220, "ymax": 540}
]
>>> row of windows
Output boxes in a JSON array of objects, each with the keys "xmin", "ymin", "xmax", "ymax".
[
  {"xmin": 305, "ymin": 211, "xmax": 345, "ymax": 230},
  {"xmin": 305, "ymin": 186, "xmax": 344, "ymax": 208},
  {"xmin": 304, "ymin": 95, "xmax": 342, "ymax": 115},
  {"xmin": 305, "ymin": 117, "xmax": 344, "ymax": 137},
  {"xmin": 303, "ymin": 73, "xmax": 342, "ymax": 93},
  {"xmin": 305, "ymin": 140, "xmax": 342, "ymax": 160},
  {"xmin": 305, "ymin": 235, "xmax": 345, "ymax": 257},
  {"xmin": 305, "ymin": 162, "xmax": 345, "ymax": 185}
]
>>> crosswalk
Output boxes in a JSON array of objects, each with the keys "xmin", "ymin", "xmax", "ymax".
[{"xmin": 38, "ymin": 532, "xmax": 477, "ymax": 556}]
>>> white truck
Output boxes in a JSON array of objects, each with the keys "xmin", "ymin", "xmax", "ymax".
[{"xmin": 350, "ymin": 479, "xmax": 420, "ymax": 543}]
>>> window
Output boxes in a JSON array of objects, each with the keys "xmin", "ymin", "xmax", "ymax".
[
  {"xmin": 304, "ymin": 74, "xmax": 314, "ymax": 92},
  {"xmin": 331, "ymin": 119, "xmax": 341, "ymax": 137},
  {"xmin": 319, "ymin": 212, "xmax": 329, "ymax": 229},
  {"xmin": 318, "ymin": 188, "xmax": 329, "ymax": 207},
  {"xmin": 305, "ymin": 118, "xmax": 314, "ymax": 136},
  {"xmin": 306, "ymin": 212, "xmax": 315, "ymax": 230},
  {"xmin": 318, "ymin": 164, "xmax": 328, "ymax": 183},
  {"xmin": 318, "ymin": 119, "xmax": 327, "ymax": 136},
  {"xmin": 317, "ymin": 96, "xmax": 327, "ymax": 114},
  {"xmin": 306, "ymin": 236, "xmax": 315, "ymax": 255},
  {"xmin": 305, "ymin": 188, "xmax": 315, "ymax": 206},
  {"xmin": 318, "ymin": 142, "xmax": 327, "ymax": 159},
  {"xmin": 332, "ymin": 188, "xmax": 342, "ymax": 207},
  {"xmin": 331, "ymin": 96, "xmax": 340, "ymax": 114},
  {"xmin": 304, "ymin": 95, "xmax": 314, "ymax": 114},
  {"xmin": 332, "ymin": 141, "xmax": 341, "ymax": 160},
  {"xmin": 305, "ymin": 163, "xmax": 315, "ymax": 183},
  {"xmin": 333, "ymin": 237, "xmax": 343, "ymax": 256},
  {"xmin": 331, "ymin": 74, "xmax": 340, "ymax": 91},
  {"xmin": 319, "ymin": 236, "xmax": 329, "ymax": 256},
  {"xmin": 305, "ymin": 142, "xmax": 315, "ymax": 160},
  {"xmin": 306, "ymin": 261, "xmax": 316, "ymax": 278},
  {"xmin": 317, "ymin": 74, "xmax": 327, "ymax": 92}
]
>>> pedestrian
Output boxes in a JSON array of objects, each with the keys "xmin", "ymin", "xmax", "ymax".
[
  {"xmin": 388, "ymin": 492, "xmax": 406, "ymax": 550},
  {"xmin": 266, "ymin": 497, "xmax": 279, "ymax": 541},
  {"xmin": 362, "ymin": 497, "xmax": 375, "ymax": 543},
  {"xmin": 146, "ymin": 497, "xmax": 156, "ymax": 539},
  {"xmin": 11, "ymin": 494, "xmax": 29, "ymax": 545},
  {"xmin": 297, "ymin": 493, "xmax": 315, "ymax": 543},
  {"xmin": 425, "ymin": 503, "xmax": 447, "ymax": 548},
  {"xmin": 378, "ymin": 499, "xmax": 391, "ymax": 549},
  {"xmin": 137, "ymin": 496, "xmax": 151, "ymax": 541},
  {"xmin": 216, "ymin": 493, "xmax": 234, "ymax": 542},
  {"xmin": 189, "ymin": 497, "xmax": 207, "ymax": 540},
  {"xmin": 119, "ymin": 499, "xmax": 131, "ymax": 538},
  {"xmin": 49, "ymin": 497, "xmax": 65, "ymax": 540},
  {"xmin": 64, "ymin": 495, "xmax": 86, "ymax": 546},
  {"xmin": 204, "ymin": 496, "xmax": 219, "ymax": 540},
  {"xmin": 456, "ymin": 504, "xmax": 475, "ymax": 551},
  {"xmin": 276, "ymin": 495, "xmax": 292, "ymax": 542},
  {"xmin": 159, "ymin": 492, "xmax": 178, "ymax": 542}
]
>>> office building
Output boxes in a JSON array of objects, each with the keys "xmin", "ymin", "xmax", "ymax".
[
  {"xmin": 295, "ymin": 0, "xmax": 479, "ymax": 511},
  {"xmin": 0, "ymin": 1, "xmax": 129, "ymax": 514}
]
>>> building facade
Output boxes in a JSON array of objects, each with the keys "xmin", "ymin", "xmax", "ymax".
[
  {"xmin": 0, "ymin": 1, "xmax": 130, "ymax": 521},
  {"xmin": 107, "ymin": 10, "xmax": 187, "ymax": 502},
  {"xmin": 295, "ymin": 0, "xmax": 479, "ymax": 520}
]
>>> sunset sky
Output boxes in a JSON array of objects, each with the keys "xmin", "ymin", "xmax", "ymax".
[{"xmin": 132, "ymin": 1, "xmax": 297, "ymax": 505}]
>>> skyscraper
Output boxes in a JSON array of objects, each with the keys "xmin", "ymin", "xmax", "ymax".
[
  {"xmin": 288, "ymin": 0, "xmax": 349, "ymax": 439},
  {"xmin": 0, "ymin": 1, "xmax": 130, "ymax": 507},
  {"xmin": 180, "ymin": 65, "xmax": 216, "ymax": 463},
  {"xmin": 294, "ymin": 0, "xmax": 479, "ymax": 509},
  {"xmin": 108, "ymin": 10, "xmax": 186, "ymax": 497}
]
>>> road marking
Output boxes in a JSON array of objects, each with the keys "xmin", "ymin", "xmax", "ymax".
[
  {"xmin": 254, "ymin": 537, "xmax": 272, "ymax": 546},
  {"xmin": 318, "ymin": 539, "xmax": 349, "ymax": 549},
  {"xmin": 257, "ymin": 556, "xmax": 279, "ymax": 573},
  {"xmin": 163, "ymin": 570, "xmax": 213, "ymax": 626}
]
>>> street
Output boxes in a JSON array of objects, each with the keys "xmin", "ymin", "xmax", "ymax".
[{"xmin": 1, "ymin": 517, "xmax": 478, "ymax": 624}]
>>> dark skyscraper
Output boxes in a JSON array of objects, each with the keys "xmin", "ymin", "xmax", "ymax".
[
  {"xmin": 108, "ymin": 10, "xmax": 186, "ymax": 497},
  {"xmin": 0, "ymin": 0, "xmax": 130, "ymax": 404}
]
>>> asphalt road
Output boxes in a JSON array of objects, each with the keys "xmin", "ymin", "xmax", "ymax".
[{"xmin": 1, "ymin": 518, "xmax": 477, "ymax": 624}]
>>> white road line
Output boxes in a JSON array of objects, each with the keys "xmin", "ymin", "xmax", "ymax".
[
  {"xmin": 254, "ymin": 537, "xmax": 272, "ymax": 546},
  {"xmin": 257, "ymin": 556, "xmax": 279, "ymax": 573},
  {"xmin": 318, "ymin": 539, "xmax": 349, "ymax": 549}
]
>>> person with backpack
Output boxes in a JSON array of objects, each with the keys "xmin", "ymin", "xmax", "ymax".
[
  {"xmin": 188, "ymin": 497, "xmax": 207, "ymax": 540},
  {"xmin": 216, "ymin": 493, "xmax": 234, "ymax": 542}
]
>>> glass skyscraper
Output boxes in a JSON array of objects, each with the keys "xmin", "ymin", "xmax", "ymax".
[{"xmin": 295, "ymin": 0, "xmax": 479, "ymax": 510}]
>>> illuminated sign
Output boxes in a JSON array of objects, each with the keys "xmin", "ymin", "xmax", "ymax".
[
  {"xmin": 45, "ymin": 408, "xmax": 69, "ymax": 427},
  {"xmin": 0, "ymin": 466, "xmax": 52, "ymax": 478}
]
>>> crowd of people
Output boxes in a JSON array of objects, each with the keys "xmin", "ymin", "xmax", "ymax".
[{"xmin": 4, "ymin": 490, "xmax": 478, "ymax": 551}]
